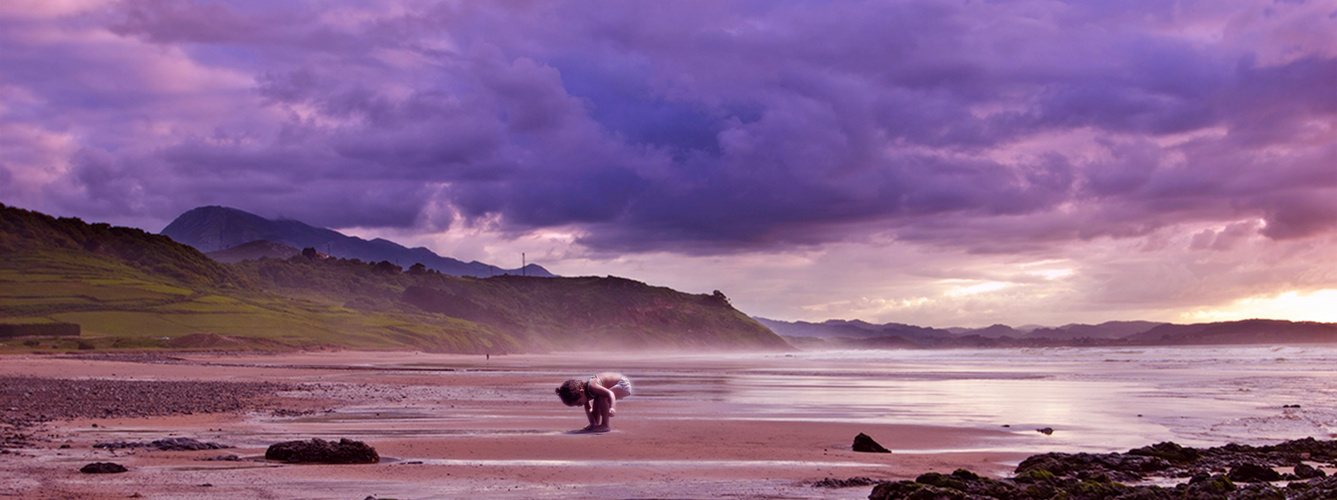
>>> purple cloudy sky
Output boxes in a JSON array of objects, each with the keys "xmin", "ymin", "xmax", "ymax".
[{"xmin": 3, "ymin": 0, "xmax": 1335, "ymax": 327}]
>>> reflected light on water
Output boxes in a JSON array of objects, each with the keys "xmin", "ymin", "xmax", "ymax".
[
  {"xmin": 239, "ymin": 345, "xmax": 1337, "ymax": 456},
  {"xmin": 637, "ymin": 346, "xmax": 1337, "ymax": 453}
]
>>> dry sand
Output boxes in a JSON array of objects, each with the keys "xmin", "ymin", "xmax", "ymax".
[{"xmin": 0, "ymin": 351, "xmax": 1030, "ymax": 499}]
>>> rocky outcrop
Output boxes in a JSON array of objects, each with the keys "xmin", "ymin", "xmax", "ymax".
[
  {"xmin": 265, "ymin": 438, "xmax": 379, "ymax": 464},
  {"xmin": 868, "ymin": 438, "xmax": 1337, "ymax": 500},
  {"xmin": 1015, "ymin": 449, "xmax": 1172, "ymax": 483},
  {"xmin": 1015, "ymin": 438, "xmax": 1337, "ymax": 483},
  {"xmin": 869, "ymin": 469, "xmax": 1337, "ymax": 500}
]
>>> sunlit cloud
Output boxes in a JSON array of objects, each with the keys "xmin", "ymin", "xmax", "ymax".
[
  {"xmin": 945, "ymin": 281, "xmax": 1012, "ymax": 297},
  {"xmin": 1183, "ymin": 290, "xmax": 1337, "ymax": 324}
]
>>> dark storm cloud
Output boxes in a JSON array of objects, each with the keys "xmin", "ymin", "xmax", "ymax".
[
  {"xmin": 1222, "ymin": 55, "xmax": 1337, "ymax": 146},
  {"xmin": 2, "ymin": 0, "xmax": 1334, "ymax": 256}
]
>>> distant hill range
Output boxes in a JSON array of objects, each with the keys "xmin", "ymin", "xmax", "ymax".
[
  {"xmin": 0, "ymin": 203, "xmax": 785, "ymax": 352},
  {"xmin": 161, "ymin": 206, "xmax": 552, "ymax": 278},
  {"xmin": 758, "ymin": 317, "xmax": 1337, "ymax": 348}
]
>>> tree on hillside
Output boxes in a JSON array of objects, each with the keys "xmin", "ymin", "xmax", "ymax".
[{"xmin": 712, "ymin": 290, "xmax": 731, "ymax": 305}]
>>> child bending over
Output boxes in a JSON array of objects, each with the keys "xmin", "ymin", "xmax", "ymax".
[{"xmin": 556, "ymin": 372, "xmax": 632, "ymax": 432}]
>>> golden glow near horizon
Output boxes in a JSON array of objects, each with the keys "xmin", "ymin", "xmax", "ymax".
[{"xmin": 1184, "ymin": 289, "xmax": 1337, "ymax": 323}]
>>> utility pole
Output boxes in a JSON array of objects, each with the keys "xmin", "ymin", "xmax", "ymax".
[{"xmin": 522, "ymin": 253, "xmax": 526, "ymax": 277}]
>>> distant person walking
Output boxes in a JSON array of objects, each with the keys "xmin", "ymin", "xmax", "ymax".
[{"xmin": 556, "ymin": 372, "xmax": 632, "ymax": 432}]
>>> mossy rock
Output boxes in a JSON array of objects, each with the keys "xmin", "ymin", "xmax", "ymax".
[
  {"xmin": 915, "ymin": 472, "xmax": 969, "ymax": 491},
  {"xmin": 1128, "ymin": 441, "xmax": 1201, "ymax": 464},
  {"xmin": 869, "ymin": 481, "xmax": 968, "ymax": 500},
  {"xmin": 1015, "ymin": 468, "xmax": 1056, "ymax": 484}
]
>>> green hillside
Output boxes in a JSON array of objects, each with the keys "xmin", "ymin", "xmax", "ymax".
[
  {"xmin": 0, "ymin": 204, "xmax": 787, "ymax": 352},
  {"xmin": 236, "ymin": 255, "xmax": 785, "ymax": 350}
]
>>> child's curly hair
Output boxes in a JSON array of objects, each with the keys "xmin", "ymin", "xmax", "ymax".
[{"xmin": 556, "ymin": 379, "xmax": 586, "ymax": 406}]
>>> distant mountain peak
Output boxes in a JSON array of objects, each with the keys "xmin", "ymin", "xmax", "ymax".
[{"xmin": 161, "ymin": 206, "xmax": 554, "ymax": 278}]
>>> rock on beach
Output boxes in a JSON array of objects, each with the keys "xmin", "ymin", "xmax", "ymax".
[
  {"xmin": 80, "ymin": 462, "xmax": 127, "ymax": 474},
  {"xmin": 852, "ymin": 432, "xmax": 891, "ymax": 453},
  {"xmin": 265, "ymin": 438, "xmax": 379, "ymax": 464}
]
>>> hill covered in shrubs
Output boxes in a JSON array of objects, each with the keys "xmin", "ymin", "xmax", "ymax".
[{"xmin": 0, "ymin": 203, "xmax": 787, "ymax": 352}]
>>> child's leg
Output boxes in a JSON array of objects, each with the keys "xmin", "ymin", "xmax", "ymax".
[
  {"xmin": 589, "ymin": 397, "xmax": 612, "ymax": 432},
  {"xmin": 584, "ymin": 401, "xmax": 599, "ymax": 430}
]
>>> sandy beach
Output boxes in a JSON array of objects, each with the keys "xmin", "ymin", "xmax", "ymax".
[
  {"xmin": 0, "ymin": 351, "xmax": 1030, "ymax": 499},
  {"xmin": 10, "ymin": 345, "xmax": 1336, "ymax": 499}
]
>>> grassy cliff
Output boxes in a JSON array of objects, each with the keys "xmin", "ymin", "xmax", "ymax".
[
  {"xmin": 0, "ymin": 204, "xmax": 787, "ymax": 352},
  {"xmin": 232, "ymin": 256, "xmax": 787, "ymax": 351}
]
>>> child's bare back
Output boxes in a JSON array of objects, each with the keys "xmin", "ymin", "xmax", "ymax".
[{"xmin": 556, "ymin": 372, "xmax": 632, "ymax": 432}]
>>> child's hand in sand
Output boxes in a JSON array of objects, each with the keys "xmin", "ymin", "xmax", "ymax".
[{"xmin": 607, "ymin": 407, "xmax": 616, "ymax": 417}]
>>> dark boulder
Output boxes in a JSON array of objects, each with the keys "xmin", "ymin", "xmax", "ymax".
[
  {"xmin": 1289, "ymin": 475, "xmax": 1337, "ymax": 499},
  {"xmin": 1129, "ymin": 441, "xmax": 1201, "ymax": 464},
  {"xmin": 80, "ymin": 462, "xmax": 127, "ymax": 474},
  {"xmin": 1184, "ymin": 473, "xmax": 1235, "ymax": 497},
  {"xmin": 1228, "ymin": 463, "xmax": 1282, "ymax": 483},
  {"xmin": 1294, "ymin": 463, "xmax": 1327, "ymax": 479},
  {"xmin": 852, "ymin": 432, "xmax": 891, "ymax": 453},
  {"xmin": 265, "ymin": 438, "xmax": 379, "ymax": 464}
]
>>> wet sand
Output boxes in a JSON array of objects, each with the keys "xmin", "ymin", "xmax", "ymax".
[{"xmin": 0, "ymin": 351, "xmax": 1031, "ymax": 499}]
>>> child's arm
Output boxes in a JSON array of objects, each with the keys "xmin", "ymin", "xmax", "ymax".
[{"xmin": 587, "ymin": 381, "xmax": 616, "ymax": 412}]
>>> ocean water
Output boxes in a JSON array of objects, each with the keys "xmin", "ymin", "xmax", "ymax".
[
  {"xmin": 261, "ymin": 344, "xmax": 1337, "ymax": 457},
  {"xmin": 610, "ymin": 345, "xmax": 1337, "ymax": 454}
]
